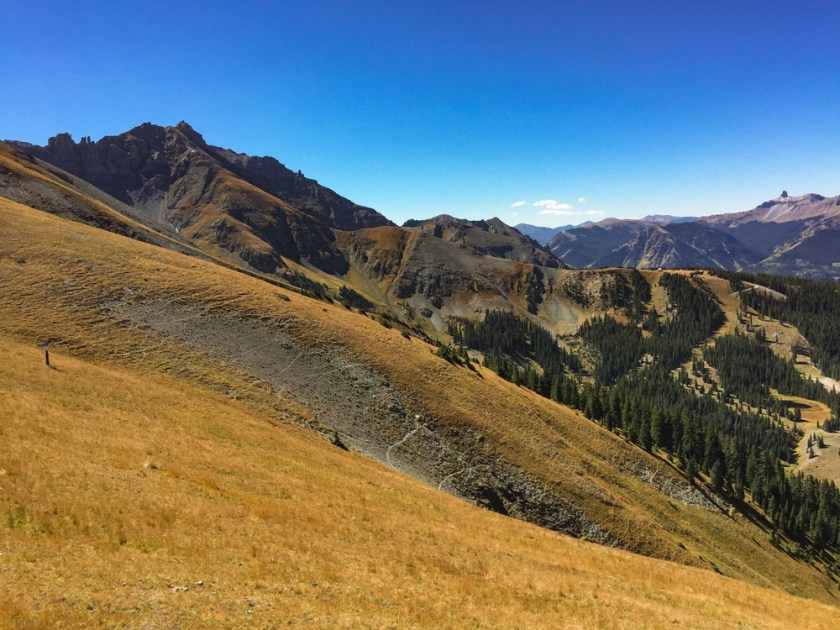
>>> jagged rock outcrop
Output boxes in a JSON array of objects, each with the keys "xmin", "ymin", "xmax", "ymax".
[{"xmin": 10, "ymin": 123, "xmax": 357, "ymax": 274}]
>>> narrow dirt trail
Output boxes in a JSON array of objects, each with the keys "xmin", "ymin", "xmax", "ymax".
[
  {"xmin": 385, "ymin": 423, "xmax": 430, "ymax": 469},
  {"xmin": 438, "ymin": 465, "xmax": 476, "ymax": 491}
]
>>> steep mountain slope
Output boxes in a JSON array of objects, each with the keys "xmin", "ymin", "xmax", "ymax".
[
  {"xmin": 8, "ymin": 124, "xmax": 578, "ymax": 330},
  {"xmin": 5, "ymin": 128, "xmax": 579, "ymax": 336},
  {"xmin": 211, "ymin": 145, "xmax": 388, "ymax": 230},
  {"xmin": 0, "ymin": 141, "xmax": 188, "ymax": 251},
  {"xmin": 4, "ymin": 337, "xmax": 839, "ymax": 627},
  {"xmin": 12, "ymin": 122, "xmax": 392, "ymax": 231},
  {"xmin": 2, "ymin": 196, "xmax": 839, "ymax": 606},
  {"xmin": 338, "ymin": 224, "xmax": 615, "ymax": 334},
  {"xmin": 747, "ymin": 214, "xmax": 840, "ymax": 277},
  {"xmin": 8, "ymin": 123, "xmax": 385, "ymax": 275}
]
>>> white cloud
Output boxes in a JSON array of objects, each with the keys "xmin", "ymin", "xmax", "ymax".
[
  {"xmin": 511, "ymin": 211, "xmax": 518, "ymax": 216},
  {"xmin": 513, "ymin": 197, "xmax": 601, "ymax": 218},
  {"xmin": 533, "ymin": 199, "xmax": 573, "ymax": 211}
]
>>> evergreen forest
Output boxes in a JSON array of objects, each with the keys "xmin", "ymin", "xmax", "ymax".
[{"xmin": 446, "ymin": 272, "xmax": 840, "ymax": 556}]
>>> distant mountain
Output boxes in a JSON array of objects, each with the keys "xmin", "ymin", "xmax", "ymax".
[
  {"xmin": 595, "ymin": 221, "xmax": 757, "ymax": 270},
  {"xmin": 547, "ymin": 219, "xmax": 756, "ymax": 271},
  {"xmin": 545, "ymin": 193, "xmax": 840, "ymax": 279},
  {"xmin": 640, "ymin": 214, "xmax": 698, "ymax": 224},
  {"xmin": 699, "ymin": 193, "xmax": 840, "ymax": 269},
  {"xmin": 697, "ymin": 193, "xmax": 840, "ymax": 278},
  {"xmin": 513, "ymin": 223, "xmax": 574, "ymax": 245},
  {"xmin": 703, "ymin": 192, "xmax": 840, "ymax": 227},
  {"xmin": 547, "ymin": 219, "xmax": 650, "ymax": 268}
]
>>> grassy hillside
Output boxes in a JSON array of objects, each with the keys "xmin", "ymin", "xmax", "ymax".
[
  {"xmin": 1, "ymin": 196, "xmax": 840, "ymax": 611},
  {"xmin": 3, "ymin": 338, "xmax": 840, "ymax": 628}
]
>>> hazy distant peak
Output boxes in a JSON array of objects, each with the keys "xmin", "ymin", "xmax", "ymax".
[{"xmin": 640, "ymin": 214, "xmax": 699, "ymax": 224}]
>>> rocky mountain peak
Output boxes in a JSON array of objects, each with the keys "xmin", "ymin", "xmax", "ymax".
[
  {"xmin": 10, "ymin": 121, "xmax": 392, "ymax": 232},
  {"xmin": 172, "ymin": 121, "xmax": 207, "ymax": 147}
]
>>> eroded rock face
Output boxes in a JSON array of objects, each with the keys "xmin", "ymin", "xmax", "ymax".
[
  {"xmin": 24, "ymin": 122, "xmax": 392, "ymax": 231},
  {"xmin": 36, "ymin": 124, "xmax": 171, "ymax": 213}
]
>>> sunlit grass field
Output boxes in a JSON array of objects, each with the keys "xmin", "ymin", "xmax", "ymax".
[
  {"xmin": 1, "ymin": 194, "xmax": 839, "ymax": 625},
  {"xmin": 2, "ymin": 339, "xmax": 839, "ymax": 628}
]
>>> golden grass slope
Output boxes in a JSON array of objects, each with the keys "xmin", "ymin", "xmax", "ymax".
[
  {"xmin": 3, "ymin": 338, "xmax": 840, "ymax": 628},
  {"xmin": 0, "ymin": 196, "xmax": 839, "ymax": 606}
]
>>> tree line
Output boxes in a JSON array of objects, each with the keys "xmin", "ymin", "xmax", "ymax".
[
  {"xmin": 715, "ymin": 270, "xmax": 840, "ymax": 381},
  {"xmin": 704, "ymin": 332, "xmax": 840, "ymax": 416},
  {"xmin": 446, "ymin": 272, "xmax": 840, "ymax": 553}
]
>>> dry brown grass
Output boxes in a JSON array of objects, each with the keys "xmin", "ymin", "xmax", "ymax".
[
  {"xmin": 2, "ymin": 338, "xmax": 839, "ymax": 628},
  {"xmin": 1, "ymin": 197, "xmax": 839, "ymax": 616},
  {"xmin": 769, "ymin": 391, "xmax": 840, "ymax": 482}
]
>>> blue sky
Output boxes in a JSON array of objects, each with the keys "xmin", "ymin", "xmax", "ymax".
[{"xmin": 2, "ymin": 1, "xmax": 839, "ymax": 226}]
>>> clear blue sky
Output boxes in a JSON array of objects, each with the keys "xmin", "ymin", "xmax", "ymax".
[{"xmin": 2, "ymin": 1, "xmax": 839, "ymax": 226}]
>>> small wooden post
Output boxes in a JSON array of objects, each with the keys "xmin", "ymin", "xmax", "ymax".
[{"xmin": 43, "ymin": 342, "xmax": 51, "ymax": 367}]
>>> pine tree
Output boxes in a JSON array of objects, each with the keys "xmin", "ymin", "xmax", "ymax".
[
  {"xmin": 639, "ymin": 416, "xmax": 653, "ymax": 452},
  {"xmin": 685, "ymin": 458, "xmax": 698, "ymax": 483},
  {"xmin": 710, "ymin": 459, "xmax": 725, "ymax": 491}
]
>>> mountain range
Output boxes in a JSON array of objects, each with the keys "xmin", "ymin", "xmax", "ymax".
[
  {"xmin": 516, "ymin": 192, "xmax": 840, "ymax": 279},
  {"xmin": 10, "ymin": 124, "xmax": 840, "ymax": 285},
  {"xmin": 3, "ymin": 124, "xmax": 580, "ymax": 333},
  {"xmin": 3, "ymin": 121, "xmax": 840, "ymax": 623}
]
